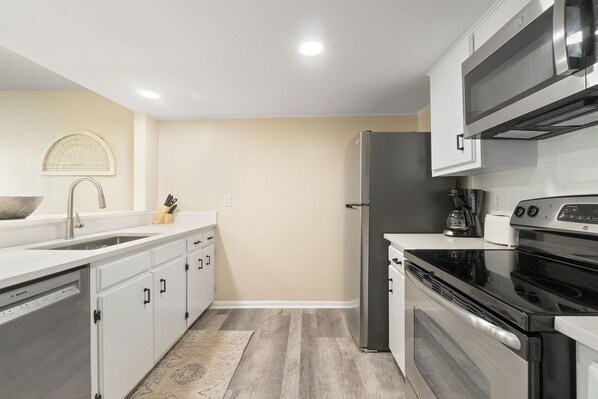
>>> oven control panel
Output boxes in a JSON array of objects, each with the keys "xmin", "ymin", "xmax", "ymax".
[
  {"xmin": 557, "ymin": 205, "xmax": 598, "ymax": 224},
  {"xmin": 510, "ymin": 195, "xmax": 598, "ymax": 234}
]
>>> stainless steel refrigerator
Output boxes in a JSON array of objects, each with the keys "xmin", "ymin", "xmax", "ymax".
[{"xmin": 344, "ymin": 131, "xmax": 455, "ymax": 351}]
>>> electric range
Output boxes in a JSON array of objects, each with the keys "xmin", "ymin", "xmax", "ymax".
[{"xmin": 403, "ymin": 195, "xmax": 598, "ymax": 399}]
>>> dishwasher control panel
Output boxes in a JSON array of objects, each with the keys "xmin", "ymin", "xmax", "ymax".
[{"xmin": 0, "ymin": 283, "xmax": 79, "ymax": 326}]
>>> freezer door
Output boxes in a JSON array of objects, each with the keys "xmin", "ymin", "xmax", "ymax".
[{"xmin": 344, "ymin": 131, "xmax": 369, "ymax": 348}]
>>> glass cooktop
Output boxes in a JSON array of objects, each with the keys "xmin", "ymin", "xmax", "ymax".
[{"xmin": 406, "ymin": 249, "xmax": 598, "ymax": 331}]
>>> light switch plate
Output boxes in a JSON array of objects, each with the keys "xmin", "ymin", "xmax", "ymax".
[{"xmin": 223, "ymin": 194, "xmax": 231, "ymax": 207}]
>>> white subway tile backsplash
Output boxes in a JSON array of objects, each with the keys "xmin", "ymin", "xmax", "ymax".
[
  {"xmin": 488, "ymin": 167, "xmax": 533, "ymax": 188},
  {"xmin": 560, "ymin": 182, "xmax": 598, "ymax": 196},
  {"xmin": 467, "ymin": 125, "xmax": 598, "ymax": 213}
]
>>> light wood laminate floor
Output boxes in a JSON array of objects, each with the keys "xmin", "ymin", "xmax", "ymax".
[{"xmin": 190, "ymin": 308, "xmax": 406, "ymax": 398}]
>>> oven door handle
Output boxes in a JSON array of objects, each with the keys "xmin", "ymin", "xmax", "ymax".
[{"xmin": 406, "ymin": 269, "xmax": 522, "ymax": 350}]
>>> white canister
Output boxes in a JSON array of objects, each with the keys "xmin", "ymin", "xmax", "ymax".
[{"xmin": 484, "ymin": 213, "xmax": 518, "ymax": 247}]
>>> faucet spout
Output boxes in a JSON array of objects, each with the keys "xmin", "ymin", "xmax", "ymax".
[{"xmin": 65, "ymin": 176, "xmax": 106, "ymax": 239}]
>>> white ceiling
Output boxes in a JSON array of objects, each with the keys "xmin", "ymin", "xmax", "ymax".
[
  {"xmin": 0, "ymin": 0, "xmax": 494, "ymax": 120},
  {"xmin": 0, "ymin": 46, "xmax": 81, "ymax": 90}
]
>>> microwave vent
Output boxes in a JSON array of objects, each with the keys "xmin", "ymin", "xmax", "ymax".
[
  {"xmin": 553, "ymin": 109, "xmax": 598, "ymax": 127},
  {"xmin": 535, "ymin": 105, "xmax": 596, "ymax": 126},
  {"xmin": 494, "ymin": 130, "xmax": 549, "ymax": 139}
]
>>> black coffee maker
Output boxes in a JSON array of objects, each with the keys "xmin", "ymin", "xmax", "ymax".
[{"xmin": 443, "ymin": 189, "xmax": 484, "ymax": 237}]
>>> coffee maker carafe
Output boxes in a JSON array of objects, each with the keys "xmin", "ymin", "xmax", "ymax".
[{"xmin": 443, "ymin": 189, "xmax": 484, "ymax": 237}]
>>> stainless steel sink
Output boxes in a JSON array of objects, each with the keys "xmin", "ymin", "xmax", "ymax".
[{"xmin": 32, "ymin": 234, "xmax": 155, "ymax": 250}]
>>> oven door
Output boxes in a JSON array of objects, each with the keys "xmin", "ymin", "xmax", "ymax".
[
  {"xmin": 463, "ymin": 0, "xmax": 592, "ymax": 139},
  {"xmin": 405, "ymin": 266, "xmax": 536, "ymax": 399}
]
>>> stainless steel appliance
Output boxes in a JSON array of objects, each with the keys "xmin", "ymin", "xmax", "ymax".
[
  {"xmin": 443, "ymin": 188, "xmax": 484, "ymax": 237},
  {"xmin": 462, "ymin": 0, "xmax": 598, "ymax": 140},
  {"xmin": 404, "ymin": 195, "xmax": 598, "ymax": 399},
  {"xmin": 344, "ymin": 131, "xmax": 454, "ymax": 351},
  {"xmin": 0, "ymin": 267, "xmax": 90, "ymax": 399}
]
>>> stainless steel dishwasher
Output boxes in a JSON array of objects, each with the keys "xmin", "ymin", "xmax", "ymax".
[{"xmin": 0, "ymin": 266, "xmax": 90, "ymax": 399}]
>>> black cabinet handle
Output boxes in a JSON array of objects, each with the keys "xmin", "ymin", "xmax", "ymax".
[
  {"xmin": 198, "ymin": 258, "xmax": 204, "ymax": 270},
  {"xmin": 388, "ymin": 278, "xmax": 393, "ymax": 293},
  {"xmin": 392, "ymin": 258, "xmax": 403, "ymax": 265},
  {"xmin": 160, "ymin": 279, "xmax": 166, "ymax": 293},
  {"xmin": 194, "ymin": 240, "xmax": 202, "ymax": 245},
  {"xmin": 206, "ymin": 255, "xmax": 211, "ymax": 265},
  {"xmin": 143, "ymin": 288, "xmax": 151, "ymax": 304},
  {"xmin": 207, "ymin": 236, "xmax": 213, "ymax": 240},
  {"xmin": 456, "ymin": 134, "xmax": 465, "ymax": 151}
]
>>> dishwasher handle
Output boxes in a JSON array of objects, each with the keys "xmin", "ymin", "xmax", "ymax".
[{"xmin": 406, "ymin": 267, "xmax": 521, "ymax": 350}]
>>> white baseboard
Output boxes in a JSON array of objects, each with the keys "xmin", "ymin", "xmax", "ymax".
[{"xmin": 210, "ymin": 300, "xmax": 353, "ymax": 309}]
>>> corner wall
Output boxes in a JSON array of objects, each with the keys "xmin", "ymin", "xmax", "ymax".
[
  {"xmin": 0, "ymin": 90, "xmax": 134, "ymax": 215},
  {"xmin": 159, "ymin": 115, "xmax": 420, "ymax": 302}
]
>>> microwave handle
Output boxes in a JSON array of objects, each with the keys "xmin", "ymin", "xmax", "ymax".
[
  {"xmin": 553, "ymin": 0, "xmax": 580, "ymax": 76},
  {"xmin": 406, "ymin": 267, "xmax": 522, "ymax": 350}
]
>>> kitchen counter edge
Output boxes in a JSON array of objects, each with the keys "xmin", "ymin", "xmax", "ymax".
[
  {"xmin": 555, "ymin": 316, "xmax": 598, "ymax": 353},
  {"xmin": 383, "ymin": 233, "xmax": 508, "ymax": 251},
  {"xmin": 0, "ymin": 222, "xmax": 216, "ymax": 290}
]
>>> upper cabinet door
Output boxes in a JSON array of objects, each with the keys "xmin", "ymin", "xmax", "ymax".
[
  {"xmin": 472, "ymin": 0, "xmax": 531, "ymax": 52},
  {"xmin": 428, "ymin": 0, "xmax": 538, "ymax": 177},
  {"xmin": 430, "ymin": 37, "xmax": 479, "ymax": 173}
]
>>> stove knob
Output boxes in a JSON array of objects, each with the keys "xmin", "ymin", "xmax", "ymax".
[
  {"xmin": 514, "ymin": 206, "xmax": 526, "ymax": 217},
  {"xmin": 527, "ymin": 205, "xmax": 539, "ymax": 217}
]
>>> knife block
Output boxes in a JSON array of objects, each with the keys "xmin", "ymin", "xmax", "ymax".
[
  {"xmin": 152, "ymin": 205, "xmax": 171, "ymax": 224},
  {"xmin": 162, "ymin": 213, "xmax": 174, "ymax": 224}
]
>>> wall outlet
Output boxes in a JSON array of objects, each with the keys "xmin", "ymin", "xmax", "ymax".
[
  {"xmin": 223, "ymin": 194, "xmax": 231, "ymax": 207},
  {"xmin": 493, "ymin": 191, "xmax": 504, "ymax": 209}
]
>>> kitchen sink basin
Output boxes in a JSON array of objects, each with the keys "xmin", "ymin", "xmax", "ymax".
[{"xmin": 32, "ymin": 234, "xmax": 156, "ymax": 250}]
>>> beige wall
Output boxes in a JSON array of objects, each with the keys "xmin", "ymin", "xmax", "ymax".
[
  {"xmin": 0, "ymin": 90, "xmax": 134, "ymax": 214},
  {"xmin": 417, "ymin": 106, "xmax": 431, "ymax": 132},
  {"xmin": 159, "ymin": 116, "xmax": 420, "ymax": 301},
  {"xmin": 134, "ymin": 113, "xmax": 160, "ymax": 211}
]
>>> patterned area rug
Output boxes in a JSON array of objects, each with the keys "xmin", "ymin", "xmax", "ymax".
[{"xmin": 127, "ymin": 330, "xmax": 253, "ymax": 399}]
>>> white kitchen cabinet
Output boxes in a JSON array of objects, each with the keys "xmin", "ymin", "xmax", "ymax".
[
  {"xmin": 430, "ymin": 37, "xmax": 476, "ymax": 174},
  {"xmin": 203, "ymin": 243, "xmax": 215, "ymax": 307},
  {"xmin": 92, "ymin": 230, "xmax": 216, "ymax": 398},
  {"xmin": 472, "ymin": 0, "xmax": 530, "ymax": 51},
  {"xmin": 98, "ymin": 273, "xmax": 154, "ymax": 399},
  {"xmin": 153, "ymin": 257, "xmax": 187, "ymax": 361},
  {"xmin": 187, "ymin": 248, "xmax": 214, "ymax": 325},
  {"xmin": 428, "ymin": 0, "xmax": 537, "ymax": 176},
  {"xmin": 576, "ymin": 343, "xmax": 598, "ymax": 399},
  {"xmin": 186, "ymin": 229, "xmax": 216, "ymax": 325},
  {"xmin": 388, "ymin": 245, "xmax": 405, "ymax": 373}
]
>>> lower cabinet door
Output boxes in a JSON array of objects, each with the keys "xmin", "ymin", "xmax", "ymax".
[
  {"xmin": 395, "ymin": 271, "xmax": 405, "ymax": 373},
  {"xmin": 389, "ymin": 266, "xmax": 399, "ymax": 359},
  {"xmin": 153, "ymin": 257, "xmax": 187, "ymax": 361},
  {"xmin": 99, "ymin": 273, "xmax": 154, "ymax": 399},
  {"xmin": 187, "ymin": 248, "xmax": 205, "ymax": 323},
  {"xmin": 388, "ymin": 265, "xmax": 406, "ymax": 373},
  {"xmin": 203, "ymin": 244, "xmax": 215, "ymax": 308}
]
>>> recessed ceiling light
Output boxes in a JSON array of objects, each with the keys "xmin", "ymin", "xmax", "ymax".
[
  {"xmin": 138, "ymin": 89, "xmax": 161, "ymax": 99},
  {"xmin": 299, "ymin": 40, "xmax": 324, "ymax": 56}
]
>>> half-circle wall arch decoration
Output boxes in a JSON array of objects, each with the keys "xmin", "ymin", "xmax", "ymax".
[{"xmin": 41, "ymin": 131, "xmax": 116, "ymax": 175}]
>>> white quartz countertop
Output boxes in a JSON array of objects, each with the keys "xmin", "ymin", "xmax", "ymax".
[
  {"xmin": 383, "ymin": 233, "xmax": 508, "ymax": 251},
  {"xmin": 0, "ymin": 222, "xmax": 216, "ymax": 289},
  {"xmin": 555, "ymin": 317, "xmax": 598, "ymax": 352}
]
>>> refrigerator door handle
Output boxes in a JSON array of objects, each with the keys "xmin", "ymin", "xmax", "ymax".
[{"xmin": 345, "ymin": 203, "xmax": 370, "ymax": 209}]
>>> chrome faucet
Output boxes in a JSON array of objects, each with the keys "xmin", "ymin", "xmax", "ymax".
[{"xmin": 65, "ymin": 177, "xmax": 106, "ymax": 239}]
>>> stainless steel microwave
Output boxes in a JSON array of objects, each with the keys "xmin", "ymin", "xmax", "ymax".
[{"xmin": 463, "ymin": 0, "xmax": 598, "ymax": 140}]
